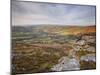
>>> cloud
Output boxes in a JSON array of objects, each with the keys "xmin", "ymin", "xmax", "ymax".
[{"xmin": 12, "ymin": 1, "xmax": 96, "ymax": 26}]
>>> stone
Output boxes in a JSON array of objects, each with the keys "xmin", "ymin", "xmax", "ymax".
[
  {"xmin": 80, "ymin": 54, "xmax": 96, "ymax": 62},
  {"xmin": 51, "ymin": 56, "xmax": 80, "ymax": 71},
  {"xmin": 86, "ymin": 47, "xmax": 96, "ymax": 52},
  {"xmin": 76, "ymin": 40, "xmax": 86, "ymax": 46},
  {"xmin": 68, "ymin": 49, "xmax": 76, "ymax": 58},
  {"xmin": 87, "ymin": 39, "xmax": 95, "ymax": 43},
  {"xmin": 84, "ymin": 45, "xmax": 90, "ymax": 48},
  {"xmin": 73, "ymin": 45, "xmax": 82, "ymax": 51}
]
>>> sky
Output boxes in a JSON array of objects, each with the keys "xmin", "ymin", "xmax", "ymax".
[{"xmin": 12, "ymin": 1, "xmax": 96, "ymax": 26}]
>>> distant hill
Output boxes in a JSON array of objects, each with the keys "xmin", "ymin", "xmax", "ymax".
[
  {"xmin": 12, "ymin": 25, "xmax": 96, "ymax": 35},
  {"xmin": 35, "ymin": 25, "xmax": 96, "ymax": 35}
]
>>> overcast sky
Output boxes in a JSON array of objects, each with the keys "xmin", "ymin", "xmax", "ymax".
[{"xmin": 12, "ymin": 1, "xmax": 96, "ymax": 26}]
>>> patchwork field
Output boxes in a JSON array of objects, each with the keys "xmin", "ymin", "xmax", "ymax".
[{"xmin": 12, "ymin": 25, "xmax": 96, "ymax": 74}]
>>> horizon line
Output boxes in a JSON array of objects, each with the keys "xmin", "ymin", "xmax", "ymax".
[{"xmin": 12, "ymin": 24, "xmax": 96, "ymax": 26}]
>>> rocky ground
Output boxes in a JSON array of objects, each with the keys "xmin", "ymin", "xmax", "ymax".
[
  {"xmin": 51, "ymin": 33, "xmax": 96, "ymax": 71},
  {"xmin": 12, "ymin": 31, "xmax": 96, "ymax": 74}
]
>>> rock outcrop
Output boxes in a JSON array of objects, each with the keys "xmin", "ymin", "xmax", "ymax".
[
  {"xmin": 80, "ymin": 54, "xmax": 96, "ymax": 62},
  {"xmin": 51, "ymin": 56, "xmax": 80, "ymax": 71}
]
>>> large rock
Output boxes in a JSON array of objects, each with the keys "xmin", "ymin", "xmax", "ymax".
[
  {"xmin": 51, "ymin": 56, "xmax": 80, "ymax": 71},
  {"xmin": 86, "ymin": 46, "xmax": 96, "ymax": 52},
  {"xmin": 80, "ymin": 54, "xmax": 96, "ymax": 62},
  {"xmin": 76, "ymin": 40, "xmax": 86, "ymax": 46}
]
